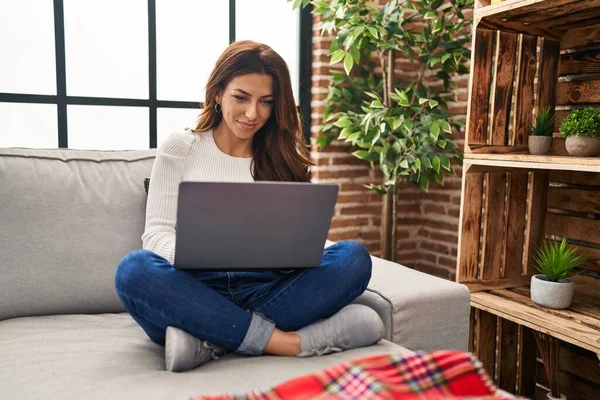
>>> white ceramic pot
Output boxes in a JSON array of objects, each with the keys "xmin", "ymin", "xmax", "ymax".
[
  {"xmin": 528, "ymin": 135, "xmax": 552, "ymax": 155},
  {"xmin": 565, "ymin": 136, "xmax": 600, "ymax": 157},
  {"xmin": 546, "ymin": 392, "xmax": 566, "ymax": 400},
  {"xmin": 530, "ymin": 274, "xmax": 574, "ymax": 309}
]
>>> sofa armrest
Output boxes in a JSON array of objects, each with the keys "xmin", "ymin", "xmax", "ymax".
[{"xmin": 353, "ymin": 253, "xmax": 471, "ymax": 352}]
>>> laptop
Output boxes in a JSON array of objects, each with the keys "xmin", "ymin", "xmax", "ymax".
[{"xmin": 173, "ymin": 181, "xmax": 339, "ymax": 270}]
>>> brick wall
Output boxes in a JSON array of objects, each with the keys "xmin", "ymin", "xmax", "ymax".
[{"xmin": 310, "ymin": 9, "xmax": 472, "ymax": 281}]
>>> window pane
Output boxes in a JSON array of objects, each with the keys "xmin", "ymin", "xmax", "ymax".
[
  {"xmin": 63, "ymin": 0, "xmax": 148, "ymax": 99},
  {"xmin": 157, "ymin": 107, "xmax": 200, "ymax": 148},
  {"xmin": 0, "ymin": 103, "xmax": 58, "ymax": 148},
  {"xmin": 236, "ymin": 0, "xmax": 300, "ymax": 104},
  {"xmin": 67, "ymin": 105, "xmax": 148, "ymax": 150},
  {"xmin": 0, "ymin": 0, "xmax": 56, "ymax": 95},
  {"xmin": 156, "ymin": 0, "xmax": 229, "ymax": 102}
]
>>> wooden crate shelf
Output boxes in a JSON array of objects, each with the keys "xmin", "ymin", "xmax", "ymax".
[
  {"xmin": 476, "ymin": 0, "xmax": 600, "ymax": 40},
  {"xmin": 459, "ymin": 3, "xmax": 600, "ymax": 396},
  {"xmin": 471, "ymin": 287, "xmax": 600, "ymax": 354}
]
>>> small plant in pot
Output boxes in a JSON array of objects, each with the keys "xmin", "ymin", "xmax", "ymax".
[
  {"xmin": 559, "ymin": 107, "xmax": 600, "ymax": 157},
  {"xmin": 531, "ymin": 237, "xmax": 587, "ymax": 309},
  {"xmin": 528, "ymin": 106, "xmax": 555, "ymax": 155}
]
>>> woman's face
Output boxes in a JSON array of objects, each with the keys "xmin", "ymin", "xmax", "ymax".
[{"xmin": 216, "ymin": 73, "xmax": 274, "ymax": 141}]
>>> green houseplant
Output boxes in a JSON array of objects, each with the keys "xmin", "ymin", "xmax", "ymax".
[
  {"xmin": 528, "ymin": 106, "xmax": 555, "ymax": 155},
  {"xmin": 559, "ymin": 107, "xmax": 600, "ymax": 157},
  {"xmin": 291, "ymin": 0, "xmax": 472, "ymax": 260},
  {"xmin": 530, "ymin": 237, "xmax": 586, "ymax": 310}
]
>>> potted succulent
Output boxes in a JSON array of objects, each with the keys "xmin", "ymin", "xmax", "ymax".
[
  {"xmin": 531, "ymin": 237, "xmax": 586, "ymax": 309},
  {"xmin": 559, "ymin": 107, "xmax": 600, "ymax": 157},
  {"xmin": 529, "ymin": 106, "xmax": 555, "ymax": 155}
]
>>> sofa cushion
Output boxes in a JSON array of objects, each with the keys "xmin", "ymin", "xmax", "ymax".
[
  {"xmin": 0, "ymin": 148, "xmax": 156, "ymax": 321},
  {"xmin": 0, "ymin": 313, "xmax": 411, "ymax": 399}
]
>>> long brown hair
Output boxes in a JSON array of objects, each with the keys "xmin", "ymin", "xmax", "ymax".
[{"xmin": 193, "ymin": 40, "xmax": 313, "ymax": 182}]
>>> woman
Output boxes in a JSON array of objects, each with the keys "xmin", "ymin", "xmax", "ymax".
[{"xmin": 114, "ymin": 41, "xmax": 384, "ymax": 373}]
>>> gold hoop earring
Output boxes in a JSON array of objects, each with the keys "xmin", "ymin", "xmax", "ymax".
[{"xmin": 214, "ymin": 103, "xmax": 222, "ymax": 113}]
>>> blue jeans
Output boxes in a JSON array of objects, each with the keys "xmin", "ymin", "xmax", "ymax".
[{"xmin": 114, "ymin": 240, "xmax": 372, "ymax": 356}]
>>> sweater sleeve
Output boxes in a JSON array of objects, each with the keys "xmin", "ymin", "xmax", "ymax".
[{"xmin": 141, "ymin": 131, "xmax": 196, "ymax": 264}]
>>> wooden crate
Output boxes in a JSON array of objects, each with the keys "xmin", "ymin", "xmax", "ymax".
[{"xmin": 457, "ymin": 1, "xmax": 600, "ymax": 398}]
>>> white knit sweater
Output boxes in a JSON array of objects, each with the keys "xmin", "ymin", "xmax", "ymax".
[{"xmin": 141, "ymin": 129, "xmax": 254, "ymax": 264}]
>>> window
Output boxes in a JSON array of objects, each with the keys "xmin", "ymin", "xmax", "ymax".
[{"xmin": 0, "ymin": 0, "xmax": 312, "ymax": 150}]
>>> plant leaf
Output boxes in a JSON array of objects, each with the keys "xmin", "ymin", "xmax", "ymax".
[
  {"xmin": 343, "ymin": 53, "xmax": 354, "ymax": 75},
  {"xmin": 329, "ymin": 49, "xmax": 345, "ymax": 65}
]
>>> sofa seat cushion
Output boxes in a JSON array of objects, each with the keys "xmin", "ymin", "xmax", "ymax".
[{"xmin": 0, "ymin": 313, "xmax": 411, "ymax": 400}]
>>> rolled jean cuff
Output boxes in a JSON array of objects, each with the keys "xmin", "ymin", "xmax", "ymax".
[{"xmin": 236, "ymin": 312, "xmax": 275, "ymax": 356}]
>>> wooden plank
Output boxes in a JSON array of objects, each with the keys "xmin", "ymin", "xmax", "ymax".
[
  {"xmin": 538, "ymin": 39, "xmax": 561, "ymax": 111},
  {"xmin": 479, "ymin": 18, "xmax": 564, "ymax": 42},
  {"xmin": 457, "ymin": 172, "xmax": 484, "ymax": 283},
  {"xmin": 471, "ymin": 291, "xmax": 600, "ymax": 353},
  {"xmin": 524, "ymin": 171, "xmax": 550, "ymax": 275},
  {"xmin": 559, "ymin": 48, "xmax": 600, "ymax": 76},
  {"xmin": 570, "ymin": 274, "xmax": 600, "ymax": 300},
  {"xmin": 550, "ymin": 170, "xmax": 600, "ymax": 186},
  {"xmin": 556, "ymin": 79, "xmax": 600, "ymax": 104},
  {"xmin": 460, "ymin": 275, "xmax": 533, "ymax": 292},
  {"xmin": 546, "ymin": 8, "xmax": 600, "ymax": 29},
  {"xmin": 517, "ymin": 325, "xmax": 538, "ymax": 398},
  {"xmin": 475, "ymin": 0, "xmax": 583, "ymax": 20},
  {"xmin": 469, "ymin": 144, "xmax": 529, "ymax": 153},
  {"xmin": 469, "ymin": 307, "xmax": 476, "ymax": 353},
  {"xmin": 467, "ymin": 28, "xmax": 495, "ymax": 148},
  {"xmin": 498, "ymin": 319, "xmax": 519, "ymax": 393},
  {"xmin": 511, "ymin": 284, "xmax": 600, "ymax": 321},
  {"xmin": 537, "ymin": 365, "xmax": 600, "ymax": 400},
  {"xmin": 546, "ymin": 213, "xmax": 600, "ymax": 244},
  {"xmin": 493, "ymin": 290, "xmax": 600, "ymax": 332},
  {"xmin": 481, "ymin": 172, "xmax": 508, "ymax": 280},
  {"xmin": 503, "ymin": 172, "xmax": 529, "ymax": 279},
  {"xmin": 512, "ymin": 35, "xmax": 537, "ymax": 147},
  {"xmin": 559, "ymin": 343, "xmax": 600, "ymax": 384},
  {"xmin": 561, "ymin": 25, "xmax": 600, "ymax": 49},
  {"xmin": 476, "ymin": 310, "xmax": 497, "ymax": 379},
  {"xmin": 464, "ymin": 154, "xmax": 600, "ymax": 173},
  {"xmin": 548, "ymin": 186, "xmax": 600, "ymax": 214},
  {"xmin": 490, "ymin": 32, "xmax": 518, "ymax": 146}
]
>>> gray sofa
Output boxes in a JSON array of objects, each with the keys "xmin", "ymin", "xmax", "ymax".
[{"xmin": 0, "ymin": 147, "xmax": 471, "ymax": 399}]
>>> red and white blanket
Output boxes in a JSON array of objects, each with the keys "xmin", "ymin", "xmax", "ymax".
[{"xmin": 190, "ymin": 350, "xmax": 520, "ymax": 400}]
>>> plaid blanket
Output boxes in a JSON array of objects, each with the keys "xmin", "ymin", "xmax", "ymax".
[{"xmin": 191, "ymin": 350, "xmax": 519, "ymax": 400}]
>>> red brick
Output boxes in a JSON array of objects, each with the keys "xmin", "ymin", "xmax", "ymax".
[
  {"xmin": 414, "ymin": 261, "xmax": 452, "ymax": 280},
  {"xmin": 398, "ymin": 241, "xmax": 417, "ymax": 251},
  {"xmin": 312, "ymin": 168, "xmax": 369, "ymax": 180},
  {"xmin": 423, "ymin": 204, "xmax": 446, "ymax": 215},
  {"xmin": 340, "ymin": 182, "xmax": 372, "ymax": 192},
  {"xmin": 329, "ymin": 216, "xmax": 369, "ymax": 229},
  {"xmin": 438, "ymin": 255, "xmax": 458, "ymax": 269},
  {"xmin": 337, "ymin": 193, "xmax": 381, "ymax": 203},
  {"xmin": 364, "ymin": 241, "xmax": 380, "ymax": 254},
  {"xmin": 398, "ymin": 203, "xmax": 421, "ymax": 214},
  {"xmin": 429, "ymin": 231, "xmax": 458, "ymax": 245},
  {"xmin": 339, "ymin": 204, "xmax": 381, "ymax": 215},
  {"xmin": 418, "ymin": 219, "xmax": 455, "ymax": 231},
  {"xmin": 330, "ymin": 156, "xmax": 372, "ymax": 167},
  {"xmin": 360, "ymin": 230, "xmax": 380, "ymax": 240},
  {"xmin": 420, "ymin": 241, "xmax": 450, "ymax": 255},
  {"xmin": 447, "ymin": 208, "xmax": 460, "ymax": 219},
  {"xmin": 328, "ymin": 229, "xmax": 360, "ymax": 242},
  {"xmin": 421, "ymin": 252, "xmax": 437, "ymax": 263},
  {"xmin": 421, "ymin": 193, "xmax": 451, "ymax": 203}
]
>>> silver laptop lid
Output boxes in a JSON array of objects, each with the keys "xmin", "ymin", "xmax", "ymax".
[{"xmin": 174, "ymin": 181, "xmax": 338, "ymax": 270}]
